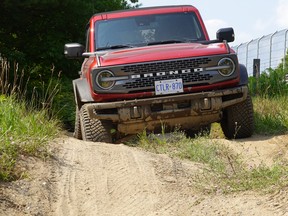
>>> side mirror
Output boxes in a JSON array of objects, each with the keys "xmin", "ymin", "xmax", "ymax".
[
  {"xmin": 64, "ymin": 43, "xmax": 85, "ymax": 59},
  {"xmin": 216, "ymin": 28, "xmax": 235, "ymax": 43}
]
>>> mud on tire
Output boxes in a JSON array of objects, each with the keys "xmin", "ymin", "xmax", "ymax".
[
  {"xmin": 221, "ymin": 94, "xmax": 254, "ymax": 139},
  {"xmin": 79, "ymin": 105, "xmax": 113, "ymax": 143}
]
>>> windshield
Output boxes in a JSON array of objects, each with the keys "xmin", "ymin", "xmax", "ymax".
[{"xmin": 95, "ymin": 12, "xmax": 206, "ymax": 50}]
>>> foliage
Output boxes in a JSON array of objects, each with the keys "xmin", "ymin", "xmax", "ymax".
[
  {"xmin": 52, "ymin": 76, "xmax": 75, "ymax": 129},
  {"xmin": 248, "ymin": 53, "xmax": 288, "ymax": 135},
  {"xmin": 249, "ymin": 48, "xmax": 288, "ymax": 98},
  {"xmin": 249, "ymin": 67, "xmax": 288, "ymax": 97},
  {"xmin": 0, "ymin": 0, "xmax": 140, "ymax": 128},
  {"xmin": 0, "ymin": 0, "xmax": 139, "ymax": 74}
]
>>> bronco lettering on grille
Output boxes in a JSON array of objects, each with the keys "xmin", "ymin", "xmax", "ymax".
[{"xmin": 131, "ymin": 68, "xmax": 203, "ymax": 79}]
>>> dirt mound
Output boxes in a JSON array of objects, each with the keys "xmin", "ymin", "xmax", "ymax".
[{"xmin": 1, "ymin": 135, "xmax": 288, "ymax": 215}]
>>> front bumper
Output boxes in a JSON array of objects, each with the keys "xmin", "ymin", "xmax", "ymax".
[{"xmin": 83, "ymin": 85, "xmax": 248, "ymax": 134}]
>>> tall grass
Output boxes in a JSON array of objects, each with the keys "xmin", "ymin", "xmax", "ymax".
[
  {"xmin": 253, "ymin": 96, "xmax": 288, "ymax": 134},
  {"xmin": 249, "ymin": 67, "xmax": 288, "ymax": 135},
  {"xmin": 0, "ymin": 58, "xmax": 60, "ymax": 181},
  {"xmin": 0, "ymin": 58, "xmax": 24, "ymax": 95}
]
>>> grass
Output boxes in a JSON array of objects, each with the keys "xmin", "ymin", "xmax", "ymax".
[
  {"xmin": 253, "ymin": 96, "xmax": 288, "ymax": 135},
  {"xmin": 131, "ymin": 130, "xmax": 288, "ymax": 194},
  {"xmin": 249, "ymin": 66, "xmax": 288, "ymax": 135},
  {"xmin": 0, "ymin": 58, "xmax": 60, "ymax": 181}
]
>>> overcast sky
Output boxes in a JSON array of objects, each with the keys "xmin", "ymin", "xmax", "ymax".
[{"xmin": 137, "ymin": 0, "xmax": 288, "ymax": 46}]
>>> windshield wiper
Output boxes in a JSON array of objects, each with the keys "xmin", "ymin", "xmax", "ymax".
[
  {"xmin": 147, "ymin": 40, "xmax": 185, "ymax": 46},
  {"xmin": 147, "ymin": 39, "xmax": 200, "ymax": 46},
  {"xmin": 96, "ymin": 44, "xmax": 134, "ymax": 51}
]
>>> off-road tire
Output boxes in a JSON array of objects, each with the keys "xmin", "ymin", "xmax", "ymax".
[
  {"xmin": 79, "ymin": 105, "xmax": 113, "ymax": 143},
  {"xmin": 73, "ymin": 108, "xmax": 82, "ymax": 140},
  {"xmin": 221, "ymin": 94, "xmax": 254, "ymax": 139}
]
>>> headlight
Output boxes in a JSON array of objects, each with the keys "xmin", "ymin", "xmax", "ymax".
[
  {"xmin": 217, "ymin": 58, "xmax": 235, "ymax": 76},
  {"xmin": 96, "ymin": 70, "xmax": 115, "ymax": 90}
]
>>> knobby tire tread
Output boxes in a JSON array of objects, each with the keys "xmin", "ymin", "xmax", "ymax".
[
  {"xmin": 73, "ymin": 108, "xmax": 82, "ymax": 140},
  {"xmin": 80, "ymin": 105, "xmax": 112, "ymax": 143},
  {"xmin": 221, "ymin": 94, "xmax": 254, "ymax": 139}
]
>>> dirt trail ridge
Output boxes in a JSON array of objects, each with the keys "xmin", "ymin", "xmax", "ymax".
[{"xmin": 1, "ymin": 135, "xmax": 288, "ymax": 216}]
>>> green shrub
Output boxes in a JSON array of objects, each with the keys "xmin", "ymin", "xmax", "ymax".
[{"xmin": 249, "ymin": 67, "xmax": 288, "ymax": 97}]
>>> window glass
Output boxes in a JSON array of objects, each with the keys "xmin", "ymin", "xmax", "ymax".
[
  {"xmin": 85, "ymin": 27, "xmax": 90, "ymax": 52},
  {"xmin": 95, "ymin": 12, "xmax": 205, "ymax": 49}
]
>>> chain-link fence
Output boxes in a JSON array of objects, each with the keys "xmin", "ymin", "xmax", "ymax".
[{"xmin": 232, "ymin": 29, "xmax": 288, "ymax": 76}]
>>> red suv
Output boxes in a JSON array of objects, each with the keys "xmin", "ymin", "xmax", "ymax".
[{"xmin": 64, "ymin": 5, "xmax": 254, "ymax": 143}]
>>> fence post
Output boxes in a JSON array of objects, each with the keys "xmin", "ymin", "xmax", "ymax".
[
  {"xmin": 256, "ymin": 36, "xmax": 264, "ymax": 59},
  {"xmin": 284, "ymin": 30, "xmax": 288, "ymax": 70},
  {"xmin": 253, "ymin": 59, "xmax": 260, "ymax": 78},
  {"xmin": 269, "ymin": 31, "xmax": 278, "ymax": 68},
  {"xmin": 253, "ymin": 59, "xmax": 260, "ymax": 96},
  {"xmin": 246, "ymin": 40, "xmax": 253, "ymax": 69}
]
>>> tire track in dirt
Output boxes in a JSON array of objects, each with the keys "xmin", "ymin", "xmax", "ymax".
[
  {"xmin": 2, "ymin": 135, "xmax": 288, "ymax": 215},
  {"xmin": 93, "ymin": 144, "xmax": 157, "ymax": 216},
  {"xmin": 49, "ymin": 135, "xmax": 288, "ymax": 216},
  {"xmin": 52, "ymin": 137, "xmax": 201, "ymax": 216},
  {"xmin": 266, "ymin": 189, "xmax": 288, "ymax": 215}
]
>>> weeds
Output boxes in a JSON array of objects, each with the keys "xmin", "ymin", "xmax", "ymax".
[
  {"xmin": 0, "ymin": 58, "xmax": 25, "ymax": 95},
  {"xmin": 248, "ymin": 65, "xmax": 288, "ymax": 135},
  {"xmin": 132, "ymin": 129, "xmax": 288, "ymax": 194},
  {"xmin": 249, "ymin": 67, "xmax": 288, "ymax": 98},
  {"xmin": 0, "ymin": 58, "xmax": 60, "ymax": 181},
  {"xmin": 253, "ymin": 96, "xmax": 288, "ymax": 135}
]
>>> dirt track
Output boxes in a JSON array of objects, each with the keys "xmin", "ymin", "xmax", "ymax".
[{"xmin": 1, "ymin": 135, "xmax": 288, "ymax": 215}]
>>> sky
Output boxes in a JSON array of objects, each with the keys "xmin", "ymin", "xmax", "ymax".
[{"xmin": 137, "ymin": 0, "xmax": 288, "ymax": 46}]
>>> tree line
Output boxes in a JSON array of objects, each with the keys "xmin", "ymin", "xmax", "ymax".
[
  {"xmin": 0, "ymin": 0, "xmax": 139, "ymax": 128},
  {"xmin": 0, "ymin": 0, "xmax": 139, "ymax": 75}
]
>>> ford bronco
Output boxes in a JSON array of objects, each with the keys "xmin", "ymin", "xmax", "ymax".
[{"xmin": 64, "ymin": 5, "xmax": 254, "ymax": 143}]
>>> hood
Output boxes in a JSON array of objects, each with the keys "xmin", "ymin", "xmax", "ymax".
[{"xmin": 98, "ymin": 42, "xmax": 231, "ymax": 67}]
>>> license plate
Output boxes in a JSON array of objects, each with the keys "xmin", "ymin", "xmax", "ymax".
[{"xmin": 155, "ymin": 79, "xmax": 183, "ymax": 95}]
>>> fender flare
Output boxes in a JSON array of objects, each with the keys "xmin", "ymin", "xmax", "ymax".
[
  {"xmin": 239, "ymin": 64, "xmax": 249, "ymax": 86},
  {"xmin": 73, "ymin": 78, "xmax": 94, "ymax": 110}
]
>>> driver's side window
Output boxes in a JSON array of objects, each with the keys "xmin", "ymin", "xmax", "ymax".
[{"xmin": 85, "ymin": 27, "xmax": 90, "ymax": 52}]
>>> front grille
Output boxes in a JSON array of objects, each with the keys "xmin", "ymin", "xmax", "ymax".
[
  {"xmin": 121, "ymin": 58, "xmax": 211, "ymax": 74},
  {"xmin": 121, "ymin": 58, "xmax": 213, "ymax": 89},
  {"xmin": 123, "ymin": 72, "xmax": 213, "ymax": 89}
]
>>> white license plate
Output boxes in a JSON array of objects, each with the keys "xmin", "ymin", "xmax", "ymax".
[{"xmin": 155, "ymin": 79, "xmax": 183, "ymax": 95}]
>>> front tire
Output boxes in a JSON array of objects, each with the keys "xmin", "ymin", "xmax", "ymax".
[
  {"xmin": 221, "ymin": 94, "xmax": 254, "ymax": 139},
  {"xmin": 79, "ymin": 105, "xmax": 113, "ymax": 143},
  {"xmin": 73, "ymin": 107, "xmax": 82, "ymax": 140}
]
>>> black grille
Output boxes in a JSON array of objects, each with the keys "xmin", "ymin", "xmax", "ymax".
[
  {"xmin": 122, "ymin": 58, "xmax": 213, "ymax": 89},
  {"xmin": 121, "ymin": 58, "xmax": 211, "ymax": 73},
  {"xmin": 123, "ymin": 72, "xmax": 213, "ymax": 89}
]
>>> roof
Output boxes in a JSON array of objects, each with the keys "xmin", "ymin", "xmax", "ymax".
[{"xmin": 91, "ymin": 5, "xmax": 198, "ymax": 20}]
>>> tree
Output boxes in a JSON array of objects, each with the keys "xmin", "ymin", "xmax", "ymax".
[
  {"xmin": 0, "ymin": 0, "xmax": 139, "ymax": 128},
  {"xmin": 0, "ymin": 0, "xmax": 139, "ymax": 76}
]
